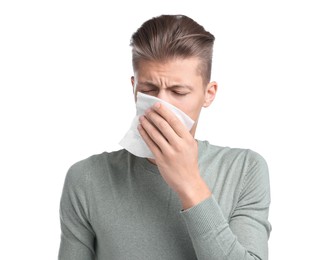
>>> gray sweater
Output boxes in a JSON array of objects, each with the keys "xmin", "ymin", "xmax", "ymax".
[{"xmin": 59, "ymin": 140, "xmax": 271, "ymax": 259}]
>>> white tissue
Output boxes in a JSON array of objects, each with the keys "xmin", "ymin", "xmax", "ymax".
[{"xmin": 119, "ymin": 92, "xmax": 195, "ymax": 159}]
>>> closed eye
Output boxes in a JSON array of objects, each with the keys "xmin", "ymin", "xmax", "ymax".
[
  {"xmin": 140, "ymin": 89, "xmax": 157, "ymax": 94},
  {"xmin": 172, "ymin": 91, "xmax": 189, "ymax": 96}
]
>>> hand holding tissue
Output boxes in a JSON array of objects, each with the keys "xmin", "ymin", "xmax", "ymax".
[{"xmin": 119, "ymin": 92, "xmax": 195, "ymax": 159}]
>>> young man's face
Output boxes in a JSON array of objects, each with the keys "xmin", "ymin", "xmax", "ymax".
[{"xmin": 131, "ymin": 57, "xmax": 217, "ymax": 136}]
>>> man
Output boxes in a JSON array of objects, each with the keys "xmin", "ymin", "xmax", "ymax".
[{"xmin": 59, "ymin": 14, "xmax": 271, "ymax": 259}]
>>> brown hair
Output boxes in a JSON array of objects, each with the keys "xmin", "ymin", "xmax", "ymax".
[{"xmin": 130, "ymin": 14, "xmax": 215, "ymax": 85}]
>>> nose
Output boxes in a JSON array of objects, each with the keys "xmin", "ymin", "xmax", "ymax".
[{"xmin": 156, "ymin": 90, "xmax": 170, "ymax": 103}]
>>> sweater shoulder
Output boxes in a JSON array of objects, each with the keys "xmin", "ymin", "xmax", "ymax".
[
  {"xmin": 199, "ymin": 140, "xmax": 244, "ymax": 162},
  {"xmin": 64, "ymin": 149, "xmax": 128, "ymax": 188},
  {"xmin": 200, "ymin": 139, "xmax": 266, "ymax": 160},
  {"xmin": 198, "ymin": 140, "xmax": 269, "ymax": 179}
]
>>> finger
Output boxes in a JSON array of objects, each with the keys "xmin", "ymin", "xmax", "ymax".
[
  {"xmin": 144, "ymin": 108, "xmax": 179, "ymax": 145},
  {"xmin": 137, "ymin": 121, "xmax": 162, "ymax": 157},
  {"xmin": 138, "ymin": 115, "xmax": 171, "ymax": 154},
  {"xmin": 152, "ymin": 103, "xmax": 189, "ymax": 138}
]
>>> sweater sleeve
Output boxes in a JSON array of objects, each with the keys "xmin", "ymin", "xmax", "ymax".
[
  {"xmin": 180, "ymin": 151, "xmax": 271, "ymax": 260},
  {"xmin": 58, "ymin": 162, "xmax": 96, "ymax": 260}
]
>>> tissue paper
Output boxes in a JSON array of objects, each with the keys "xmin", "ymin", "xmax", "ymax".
[{"xmin": 119, "ymin": 92, "xmax": 195, "ymax": 158}]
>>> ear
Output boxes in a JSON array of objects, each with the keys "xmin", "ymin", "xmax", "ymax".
[
  {"xmin": 203, "ymin": 81, "xmax": 218, "ymax": 108},
  {"xmin": 131, "ymin": 76, "xmax": 135, "ymax": 94},
  {"xmin": 131, "ymin": 76, "xmax": 138, "ymax": 102}
]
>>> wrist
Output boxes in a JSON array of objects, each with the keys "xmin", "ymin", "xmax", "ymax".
[{"xmin": 177, "ymin": 176, "xmax": 212, "ymax": 210}]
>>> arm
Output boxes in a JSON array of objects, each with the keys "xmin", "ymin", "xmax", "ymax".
[
  {"xmin": 138, "ymin": 103, "xmax": 271, "ymax": 259},
  {"xmin": 180, "ymin": 152, "xmax": 271, "ymax": 260},
  {"xmin": 58, "ymin": 163, "xmax": 96, "ymax": 260}
]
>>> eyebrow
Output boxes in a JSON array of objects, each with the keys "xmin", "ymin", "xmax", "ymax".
[{"xmin": 137, "ymin": 81, "xmax": 193, "ymax": 90}]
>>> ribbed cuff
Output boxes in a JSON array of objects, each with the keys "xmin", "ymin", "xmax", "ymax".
[{"xmin": 180, "ymin": 195, "xmax": 227, "ymax": 238}]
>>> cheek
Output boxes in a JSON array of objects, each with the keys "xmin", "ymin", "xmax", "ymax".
[
  {"xmin": 177, "ymin": 98, "xmax": 204, "ymax": 121},
  {"xmin": 188, "ymin": 107, "xmax": 202, "ymax": 121}
]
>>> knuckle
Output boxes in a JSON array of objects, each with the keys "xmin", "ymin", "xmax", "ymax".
[
  {"xmin": 174, "ymin": 143, "xmax": 183, "ymax": 152},
  {"xmin": 158, "ymin": 120, "xmax": 168, "ymax": 130},
  {"xmin": 169, "ymin": 117, "xmax": 179, "ymax": 126},
  {"xmin": 146, "ymin": 110, "xmax": 154, "ymax": 119}
]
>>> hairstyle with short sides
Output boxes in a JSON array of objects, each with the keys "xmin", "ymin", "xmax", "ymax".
[{"xmin": 130, "ymin": 14, "xmax": 215, "ymax": 86}]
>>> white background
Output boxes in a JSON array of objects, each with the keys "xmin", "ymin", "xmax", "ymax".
[{"xmin": 1, "ymin": 0, "xmax": 324, "ymax": 259}]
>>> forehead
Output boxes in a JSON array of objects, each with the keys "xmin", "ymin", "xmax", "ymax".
[{"xmin": 134, "ymin": 57, "xmax": 204, "ymax": 85}]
